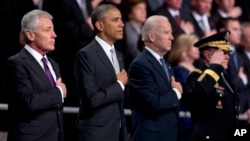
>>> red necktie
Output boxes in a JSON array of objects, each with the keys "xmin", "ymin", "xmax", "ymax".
[{"xmin": 174, "ymin": 15, "xmax": 181, "ymax": 26}]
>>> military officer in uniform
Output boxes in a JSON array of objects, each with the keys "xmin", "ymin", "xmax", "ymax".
[{"xmin": 187, "ymin": 31, "xmax": 240, "ymax": 141}]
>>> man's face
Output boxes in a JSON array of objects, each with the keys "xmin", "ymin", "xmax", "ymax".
[
  {"xmin": 101, "ymin": 8, "xmax": 124, "ymax": 45},
  {"xmin": 129, "ymin": 2, "xmax": 147, "ymax": 24},
  {"xmin": 164, "ymin": 0, "xmax": 183, "ymax": 10},
  {"xmin": 28, "ymin": 16, "xmax": 57, "ymax": 55},
  {"xmin": 193, "ymin": 0, "xmax": 213, "ymax": 15},
  {"xmin": 152, "ymin": 19, "xmax": 174, "ymax": 55},
  {"xmin": 242, "ymin": 26, "xmax": 250, "ymax": 51},
  {"xmin": 227, "ymin": 20, "xmax": 241, "ymax": 45}
]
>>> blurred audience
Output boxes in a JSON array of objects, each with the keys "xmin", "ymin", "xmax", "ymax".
[
  {"xmin": 155, "ymin": 0, "xmax": 194, "ymax": 39},
  {"xmin": 211, "ymin": 0, "xmax": 242, "ymax": 24},
  {"xmin": 217, "ymin": 17, "xmax": 250, "ymax": 120},
  {"xmin": 189, "ymin": 0, "xmax": 217, "ymax": 38},
  {"xmin": 235, "ymin": 0, "xmax": 250, "ymax": 22},
  {"xmin": 123, "ymin": 0, "xmax": 147, "ymax": 71}
]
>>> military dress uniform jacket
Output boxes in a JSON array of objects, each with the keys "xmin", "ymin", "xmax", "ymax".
[{"xmin": 187, "ymin": 62, "xmax": 239, "ymax": 141}]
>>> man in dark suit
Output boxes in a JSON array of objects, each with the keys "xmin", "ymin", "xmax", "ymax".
[
  {"xmin": 128, "ymin": 15, "xmax": 183, "ymax": 141},
  {"xmin": 5, "ymin": 9, "xmax": 67, "ymax": 141},
  {"xmin": 74, "ymin": 4, "xmax": 129, "ymax": 141},
  {"xmin": 187, "ymin": 31, "xmax": 240, "ymax": 141},
  {"xmin": 189, "ymin": 0, "xmax": 217, "ymax": 38}
]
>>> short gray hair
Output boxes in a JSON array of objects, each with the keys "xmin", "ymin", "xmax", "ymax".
[
  {"xmin": 21, "ymin": 9, "xmax": 53, "ymax": 38},
  {"xmin": 141, "ymin": 15, "xmax": 168, "ymax": 41}
]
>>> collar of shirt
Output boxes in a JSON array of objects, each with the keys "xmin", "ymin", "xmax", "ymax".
[
  {"xmin": 217, "ymin": 9, "xmax": 229, "ymax": 18},
  {"xmin": 168, "ymin": 8, "xmax": 180, "ymax": 17},
  {"xmin": 192, "ymin": 11, "xmax": 206, "ymax": 22},
  {"xmin": 24, "ymin": 45, "xmax": 56, "ymax": 79},
  {"xmin": 192, "ymin": 11, "xmax": 211, "ymax": 31},
  {"xmin": 229, "ymin": 45, "xmax": 236, "ymax": 53},
  {"xmin": 24, "ymin": 45, "xmax": 46, "ymax": 66},
  {"xmin": 95, "ymin": 36, "xmax": 115, "ymax": 62},
  {"xmin": 145, "ymin": 46, "xmax": 163, "ymax": 64}
]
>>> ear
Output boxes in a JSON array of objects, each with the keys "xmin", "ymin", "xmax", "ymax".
[
  {"xmin": 95, "ymin": 21, "xmax": 104, "ymax": 32},
  {"xmin": 25, "ymin": 30, "xmax": 35, "ymax": 41},
  {"xmin": 148, "ymin": 31, "xmax": 155, "ymax": 42}
]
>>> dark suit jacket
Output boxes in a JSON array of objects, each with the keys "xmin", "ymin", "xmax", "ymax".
[
  {"xmin": 6, "ymin": 48, "xmax": 64, "ymax": 141},
  {"xmin": 128, "ymin": 49, "xmax": 180, "ymax": 141},
  {"xmin": 190, "ymin": 13, "xmax": 216, "ymax": 38},
  {"xmin": 225, "ymin": 48, "xmax": 250, "ymax": 113},
  {"xmin": 74, "ymin": 40, "xmax": 128, "ymax": 141},
  {"xmin": 155, "ymin": 5, "xmax": 193, "ymax": 38}
]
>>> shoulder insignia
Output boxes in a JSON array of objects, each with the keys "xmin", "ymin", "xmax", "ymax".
[
  {"xmin": 191, "ymin": 68, "xmax": 202, "ymax": 74},
  {"xmin": 197, "ymin": 69, "xmax": 219, "ymax": 82}
]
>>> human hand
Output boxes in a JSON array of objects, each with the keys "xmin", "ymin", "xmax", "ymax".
[
  {"xmin": 209, "ymin": 49, "xmax": 224, "ymax": 65},
  {"xmin": 116, "ymin": 69, "xmax": 128, "ymax": 85},
  {"xmin": 238, "ymin": 67, "xmax": 247, "ymax": 79},
  {"xmin": 171, "ymin": 76, "xmax": 183, "ymax": 94},
  {"xmin": 180, "ymin": 21, "xmax": 195, "ymax": 34},
  {"xmin": 203, "ymin": 29, "xmax": 217, "ymax": 38},
  {"xmin": 56, "ymin": 78, "xmax": 67, "ymax": 98}
]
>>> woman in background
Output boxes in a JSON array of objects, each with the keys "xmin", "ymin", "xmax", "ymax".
[
  {"xmin": 123, "ymin": 0, "xmax": 147, "ymax": 70},
  {"xmin": 168, "ymin": 34, "xmax": 200, "ymax": 141}
]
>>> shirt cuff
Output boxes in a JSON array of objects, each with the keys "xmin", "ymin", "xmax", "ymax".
[
  {"xmin": 117, "ymin": 80, "xmax": 125, "ymax": 91},
  {"xmin": 173, "ymin": 88, "xmax": 182, "ymax": 100},
  {"xmin": 240, "ymin": 75, "xmax": 248, "ymax": 85},
  {"xmin": 57, "ymin": 86, "xmax": 64, "ymax": 102}
]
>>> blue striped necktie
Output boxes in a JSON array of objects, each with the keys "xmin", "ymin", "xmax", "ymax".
[{"xmin": 160, "ymin": 58, "xmax": 170, "ymax": 81}]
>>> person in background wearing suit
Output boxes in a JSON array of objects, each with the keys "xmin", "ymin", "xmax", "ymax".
[
  {"xmin": 216, "ymin": 18, "xmax": 250, "ymax": 128},
  {"xmin": 74, "ymin": 4, "xmax": 129, "ymax": 141},
  {"xmin": 42, "ymin": 1, "xmax": 95, "ymax": 140},
  {"xmin": 5, "ymin": 9, "xmax": 67, "ymax": 141},
  {"xmin": 128, "ymin": 15, "xmax": 183, "ymax": 141},
  {"xmin": 123, "ymin": 0, "xmax": 147, "ymax": 71},
  {"xmin": 155, "ymin": 0, "xmax": 194, "ymax": 39},
  {"xmin": 189, "ymin": 0, "xmax": 217, "ymax": 38},
  {"xmin": 187, "ymin": 31, "xmax": 239, "ymax": 141}
]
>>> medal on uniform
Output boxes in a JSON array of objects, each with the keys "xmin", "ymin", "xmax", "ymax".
[{"xmin": 216, "ymin": 100, "xmax": 223, "ymax": 109}]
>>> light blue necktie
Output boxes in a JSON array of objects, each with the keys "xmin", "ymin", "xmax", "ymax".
[{"xmin": 110, "ymin": 48, "xmax": 120, "ymax": 74}]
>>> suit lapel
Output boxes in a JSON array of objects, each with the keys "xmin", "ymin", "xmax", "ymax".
[
  {"xmin": 144, "ymin": 50, "xmax": 170, "ymax": 85},
  {"xmin": 93, "ymin": 41, "xmax": 117, "ymax": 78},
  {"xmin": 20, "ymin": 49, "xmax": 55, "ymax": 87}
]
